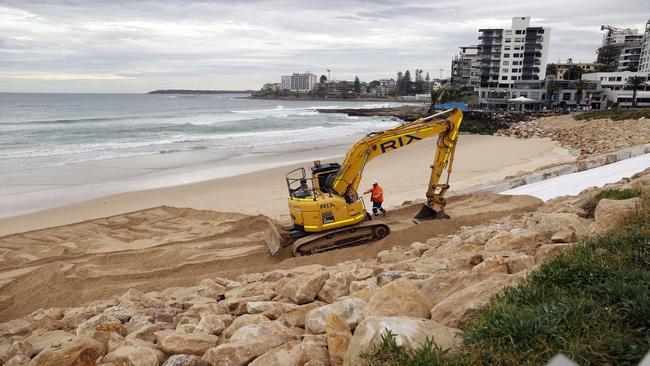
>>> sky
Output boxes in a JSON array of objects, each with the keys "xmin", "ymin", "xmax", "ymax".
[{"xmin": 0, "ymin": 0, "xmax": 648, "ymax": 93}]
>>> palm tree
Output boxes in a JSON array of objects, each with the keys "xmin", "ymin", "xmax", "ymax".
[
  {"xmin": 545, "ymin": 82, "xmax": 560, "ymax": 108},
  {"xmin": 573, "ymin": 79, "xmax": 589, "ymax": 105},
  {"xmin": 627, "ymin": 76, "xmax": 646, "ymax": 108}
]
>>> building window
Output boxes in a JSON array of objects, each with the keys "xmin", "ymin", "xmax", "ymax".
[
  {"xmin": 502, "ymin": 76, "xmax": 508, "ymax": 80},
  {"xmin": 504, "ymin": 53, "xmax": 510, "ymax": 58},
  {"xmin": 506, "ymin": 30, "xmax": 512, "ymax": 35},
  {"xmin": 504, "ymin": 46, "xmax": 511, "ymax": 50},
  {"xmin": 503, "ymin": 61, "xmax": 509, "ymax": 65},
  {"xmin": 515, "ymin": 37, "xmax": 523, "ymax": 42},
  {"xmin": 531, "ymin": 92, "xmax": 539, "ymax": 99},
  {"xmin": 515, "ymin": 30, "xmax": 522, "ymax": 34},
  {"xmin": 505, "ymin": 38, "xmax": 511, "ymax": 43},
  {"xmin": 502, "ymin": 68, "xmax": 509, "ymax": 73},
  {"xmin": 562, "ymin": 93, "xmax": 571, "ymax": 101},
  {"xmin": 616, "ymin": 77, "xmax": 622, "ymax": 81}
]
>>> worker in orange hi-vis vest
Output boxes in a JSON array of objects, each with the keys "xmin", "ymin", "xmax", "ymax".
[{"xmin": 364, "ymin": 179, "xmax": 386, "ymax": 216}]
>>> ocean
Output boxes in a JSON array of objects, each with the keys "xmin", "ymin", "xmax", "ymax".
[
  {"xmin": 0, "ymin": 93, "xmax": 404, "ymax": 172},
  {"xmin": 0, "ymin": 93, "xmax": 410, "ymax": 217}
]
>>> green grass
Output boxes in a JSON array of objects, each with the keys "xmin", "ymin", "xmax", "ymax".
[
  {"xmin": 574, "ymin": 108, "xmax": 650, "ymax": 121},
  {"xmin": 583, "ymin": 188, "xmax": 642, "ymax": 218},
  {"xmin": 361, "ymin": 195, "xmax": 650, "ymax": 366}
]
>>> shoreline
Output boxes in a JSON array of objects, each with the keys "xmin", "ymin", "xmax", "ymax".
[
  {"xmin": 0, "ymin": 134, "xmax": 575, "ymax": 236},
  {"xmin": 244, "ymin": 96, "xmax": 426, "ymax": 103}
]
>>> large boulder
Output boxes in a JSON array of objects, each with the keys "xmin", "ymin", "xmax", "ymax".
[
  {"xmin": 418, "ymin": 271, "xmax": 471, "ymax": 307},
  {"xmin": 25, "ymin": 330, "xmax": 75, "ymax": 354},
  {"xmin": 126, "ymin": 323, "xmax": 169, "ymax": 343},
  {"xmin": 534, "ymin": 213, "xmax": 590, "ymax": 240},
  {"xmin": 203, "ymin": 321, "xmax": 299, "ymax": 366},
  {"xmin": 365, "ymin": 278, "xmax": 431, "ymax": 319},
  {"xmin": 0, "ymin": 319, "xmax": 32, "ymax": 338},
  {"xmin": 248, "ymin": 340, "xmax": 304, "ymax": 366},
  {"xmin": 162, "ymin": 354, "xmax": 212, "ymax": 366},
  {"xmin": 306, "ymin": 298, "xmax": 367, "ymax": 334},
  {"xmin": 430, "ymin": 275, "xmax": 518, "ymax": 328},
  {"xmin": 101, "ymin": 345, "xmax": 165, "ymax": 366},
  {"xmin": 28, "ymin": 336, "xmax": 105, "ymax": 366},
  {"xmin": 221, "ymin": 314, "xmax": 270, "ymax": 339},
  {"xmin": 155, "ymin": 329, "xmax": 219, "ymax": 356},
  {"xmin": 195, "ymin": 314, "xmax": 233, "ymax": 335},
  {"xmin": 485, "ymin": 229, "xmax": 539, "ymax": 253},
  {"xmin": 246, "ymin": 301, "xmax": 300, "ymax": 319},
  {"xmin": 343, "ymin": 316, "xmax": 460, "ymax": 366},
  {"xmin": 317, "ymin": 272, "xmax": 351, "ymax": 303},
  {"xmin": 220, "ymin": 293, "xmax": 275, "ymax": 315},
  {"xmin": 349, "ymin": 277, "xmax": 378, "ymax": 292},
  {"xmin": 278, "ymin": 302, "xmax": 326, "ymax": 328},
  {"xmin": 325, "ymin": 313, "xmax": 351, "ymax": 366},
  {"xmin": 593, "ymin": 197, "xmax": 642, "ymax": 233},
  {"xmin": 471, "ymin": 255, "xmax": 508, "ymax": 276},
  {"xmin": 505, "ymin": 254, "xmax": 536, "ymax": 274},
  {"xmin": 301, "ymin": 335, "xmax": 330, "ymax": 366},
  {"xmin": 377, "ymin": 249, "xmax": 408, "ymax": 264},
  {"xmin": 282, "ymin": 271, "xmax": 330, "ymax": 305},
  {"xmin": 534, "ymin": 243, "xmax": 574, "ymax": 263}
]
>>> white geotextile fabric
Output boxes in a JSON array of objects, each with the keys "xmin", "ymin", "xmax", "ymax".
[{"xmin": 501, "ymin": 153, "xmax": 650, "ymax": 201}]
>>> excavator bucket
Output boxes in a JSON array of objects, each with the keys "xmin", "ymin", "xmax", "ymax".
[
  {"xmin": 262, "ymin": 218, "xmax": 291, "ymax": 256},
  {"xmin": 414, "ymin": 205, "xmax": 450, "ymax": 220}
]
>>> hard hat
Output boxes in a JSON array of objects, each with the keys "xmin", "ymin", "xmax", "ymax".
[{"xmin": 371, "ymin": 179, "xmax": 378, "ymax": 185}]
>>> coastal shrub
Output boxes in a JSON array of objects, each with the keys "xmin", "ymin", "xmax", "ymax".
[
  {"xmin": 574, "ymin": 108, "xmax": 650, "ymax": 121},
  {"xmin": 582, "ymin": 188, "xmax": 642, "ymax": 218},
  {"xmin": 359, "ymin": 331, "xmax": 457, "ymax": 366},
  {"xmin": 361, "ymin": 195, "xmax": 650, "ymax": 366}
]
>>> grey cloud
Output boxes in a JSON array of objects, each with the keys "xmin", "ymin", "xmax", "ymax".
[{"xmin": 0, "ymin": 0, "xmax": 648, "ymax": 92}]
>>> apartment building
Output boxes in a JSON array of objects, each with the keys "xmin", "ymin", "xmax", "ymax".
[
  {"xmin": 582, "ymin": 71, "xmax": 649, "ymax": 107},
  {"xmin": 280, "ymin": 72, "xmax": 317, "ymax": 91},
  {"xmin": 478, "ymin": 78, "xmax": 605, "ymax": 111},
  {"xmin": 451, "ymin": 46, "xmax": 480, "ymax": 87},
  {"xmin": 639, "ymin": 19, "xmax": 650, "ymax": 73},
  {"xmin": 477, "ymin": 17, "xmax": 550, "ymax": 89}
]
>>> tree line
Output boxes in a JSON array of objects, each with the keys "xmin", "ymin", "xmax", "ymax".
[{"xmin": 396, "ymin": 69, "xmax": 431, "ymax": 95}]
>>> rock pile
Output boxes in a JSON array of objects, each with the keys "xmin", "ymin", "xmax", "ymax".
[
  {"xmin": 1, "ymin": 170, "xmax": 648, "ymax": 366},
  {"xmin": 496, "ymin": 115, "xmax": 650, "ymax": 157}
]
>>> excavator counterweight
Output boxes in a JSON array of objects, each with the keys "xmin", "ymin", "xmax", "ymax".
[{"xmin": 264, "ymin": 108, "xmax": 463, "ymax": 256}]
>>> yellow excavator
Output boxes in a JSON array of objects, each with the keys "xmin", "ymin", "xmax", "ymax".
[{"xmin": 265, "ymin": 107, "xmax": 463, "ymax": 256}]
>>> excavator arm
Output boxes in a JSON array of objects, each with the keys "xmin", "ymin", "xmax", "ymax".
[{"xmin": 330, "ymin": 108, "xmax": 463, "ymax": 217}]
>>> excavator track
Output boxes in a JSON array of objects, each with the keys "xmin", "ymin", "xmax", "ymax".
[{"xmin": 291, "ymin": 221, "xmax": 390, "ymax": 256}]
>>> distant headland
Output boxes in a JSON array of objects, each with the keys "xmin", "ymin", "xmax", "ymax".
[{"xmin": 147, "ymin": 89, "xmax": 253, "ymax": 94}]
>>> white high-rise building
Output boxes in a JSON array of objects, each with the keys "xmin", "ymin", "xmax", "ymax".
[
  {"xmin": 280, "ymin": 72, "xmax": 317, "ymax": 91},
  {"xmin": 476, "ymin": 17, "xmax": 550, "ymax": 88},
  {"xmin": 639, "ymin": 19, "xmax": 650, "ymax": 74}
]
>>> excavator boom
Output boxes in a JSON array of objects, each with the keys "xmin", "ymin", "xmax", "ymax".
[{"xmin": 331, "ymin": 108, "xmax": 463, "ymax": 215}]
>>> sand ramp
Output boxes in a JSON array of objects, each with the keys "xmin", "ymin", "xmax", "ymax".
[{"xmin": 0, "ymin": 194, "xmax": 541, "ymax": 321}]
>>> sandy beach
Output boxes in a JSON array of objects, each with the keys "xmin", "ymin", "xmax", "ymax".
[{"xmin": 0, "ymin": 135, "xmax": 573, "ymax": 236}]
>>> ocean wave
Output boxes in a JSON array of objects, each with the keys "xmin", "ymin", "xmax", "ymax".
[{"xmin": 0, "ymin": 117, "xmax": 400, "ymax": 161}]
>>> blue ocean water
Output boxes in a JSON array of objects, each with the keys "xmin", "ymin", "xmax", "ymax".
[{"xmin": 0, "ymin": 93, "xmax": 403, "ymax": 172}]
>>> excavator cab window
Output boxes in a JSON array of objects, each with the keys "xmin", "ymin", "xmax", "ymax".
[{"xmin": 311, "ymin": 162, "xmax": 341, "ymax": 193}]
